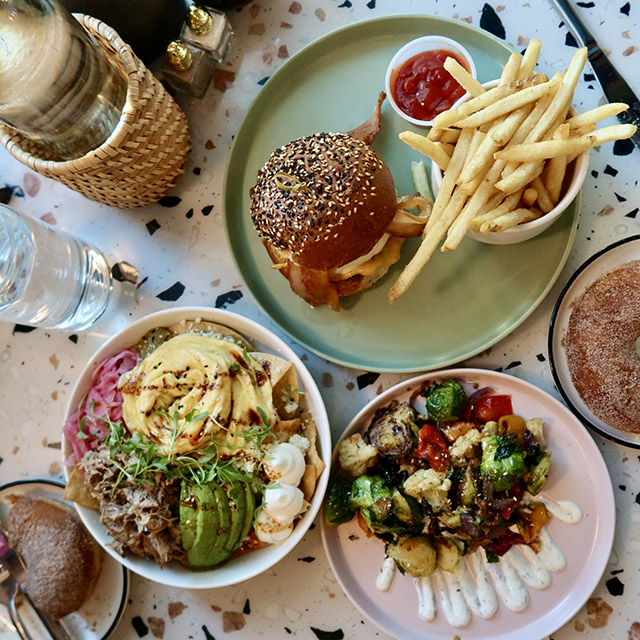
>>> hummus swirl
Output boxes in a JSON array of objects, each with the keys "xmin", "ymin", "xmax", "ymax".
[{"xmin": 118, "ymin": 333, "xmax": 276, "ymax": 455}]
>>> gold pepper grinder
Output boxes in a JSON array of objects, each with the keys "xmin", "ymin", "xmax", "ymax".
[{"xmin": 163, "ymin": 39, "xmax": 216, "ymax": 98}]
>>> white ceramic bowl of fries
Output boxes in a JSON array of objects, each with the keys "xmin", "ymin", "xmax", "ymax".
[
  {"xmin": 429, "ymin": 78, "xmax": 589, "ymax": 245},
  {"xmin": 389, "ymin": 40, "xmax": 636, "ymax": 302}
]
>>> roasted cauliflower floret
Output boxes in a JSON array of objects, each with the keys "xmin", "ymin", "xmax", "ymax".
[
  {"xmin": 338, "ymin": 433, "xmax": 379, "ymax": 477},
  {"xmin": 482, "ymin": 420, "xmax": 498, "ymax": 436},
  {"xmin": 288, "ymin": 433, "xmax": 310, "ymax": 456},
  {"xmin": 525, "ymin": 418, "xmax": 546, "ymax": 447},
  {"xmin": 449, "ymin": 428, "xmax": 482, "ymax": 464},
  {"xmin": 403, "ymin": 468, "xmax": 451, "ymax": 512}
]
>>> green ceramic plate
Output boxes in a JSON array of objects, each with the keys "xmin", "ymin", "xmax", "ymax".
[{"xmin": 224, "ymin": 15, "xmax": 579, "ymax": 372}]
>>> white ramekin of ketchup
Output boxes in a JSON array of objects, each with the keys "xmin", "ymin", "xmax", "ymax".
[{"xmin": 386, "ymin": 35, "xmax": 477, "ymax": 127}]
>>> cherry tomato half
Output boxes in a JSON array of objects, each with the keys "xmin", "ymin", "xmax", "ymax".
[
  {"xmin": 416, "ymin": 424, "xmax": 450, "ymax": 472},
  {"xmin": 471, "ymin": 395, "xmax": 513, "ymax": 423}
]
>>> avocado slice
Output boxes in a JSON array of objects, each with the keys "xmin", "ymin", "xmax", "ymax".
[
  {"xmin": 200, "ymin": 481, "xmax": 233, "ymax": 567},
  {"xmin": 183, "ymin": 483, "xmax": 222, "ymax": 567},
  {"xmin": 179, "ymin": 480, "xmax": 198, "ymax": 553},
  {"xmin": 223, "ymin": 480, "xmax": 247, "ymax": 553},
  {"xmin": 239, "ymin": 480, "xmax": 256, "ymax": 544}
]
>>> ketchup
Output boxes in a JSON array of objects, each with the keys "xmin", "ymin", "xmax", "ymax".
[{"xmin": 391, "ymin": 49, "xmax": 469, "ymax": 122}]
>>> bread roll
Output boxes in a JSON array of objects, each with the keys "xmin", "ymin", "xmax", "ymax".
[{"xmin": 7, "ymin": 495, "xmax": 103, "ymax": 620}]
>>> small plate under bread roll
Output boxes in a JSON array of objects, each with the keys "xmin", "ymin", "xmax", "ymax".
[{"xmin": 0, "ymin": 478, "xmax": 129, "ymax": 639}]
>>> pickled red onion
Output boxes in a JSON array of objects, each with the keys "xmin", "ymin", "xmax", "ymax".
[{"xmin": 63, "ymin": 348, "xmax": 139, "ymax": 464}]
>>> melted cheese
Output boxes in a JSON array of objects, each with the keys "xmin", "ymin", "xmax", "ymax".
[
  {"xmin": 118, "ymin": 333, "xmax": 276, "ymax": 455},
  {"xmin": 330, "ymin": 235, "xmax": 404, "ymax": 281}
]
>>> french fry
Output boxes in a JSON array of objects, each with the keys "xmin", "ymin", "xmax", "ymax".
[
  {"xmin": 455, "ymin": 74, "xmax": 555, "ymax": 130},
  {"xmin": 500, "ymin": 52, "xmax": 522, "ymax": 84},
  {"xmin": 427, "ymin": 127, "xmax": 461, "ymax": 143},
  {"xmin": 517, "ymin": 39, "xmax": 541, "ymax": 80},
  {"xmin": 490, "ymin": 103, "xmax": 536, "ymax": 146},
  {"xmin": 439, "ymin": 142, "xmax": 455, "ymax": 157},
  {"xmin": 431, "ymin": 83, "xmax": 517, "ymax": 128},
  {"xmin": 521, "ymin": 187, "xmax": 538, "ymax": 208},
  {"xmin": 388, "ymin": 189, "xmax": 468, "ymax": 304},
  {"xmin": 566, "ymin": 102, "xmax": 629, "ymax": 129},
  {"xmin": 524, "ymin": 47, "xmax": 588, "ymax": 143},
  {"xmin": 424, "ymin": 128, "xmax": 474, "ymax": 237},
  {"xmin": 495, "ymin": 123, "xmax": 637, "ymax": 162},
  {"xmin": 475, "ymin": 189, "xmax": 513, "ymax": 218},
  {"xmin": 458, "ymin": 131, "xmax": 497, "ymax": 185},
  {"xmin": 531, "ymin": 177, "xmax": 555, "ymax": 213},
  {"xmin": 470, "ymin": 190, "xmax": 523, "ymax": 229},
  {"xmin": 388, "ymin": 129, "xmax": 474, "ymax": 303},
  {"xmin": 443, "ymin": 159, "xmax": 505, "ymax": 250},
  {"xmin": 458, "ymin": 129, "xmax": 488, "ymax": 184},
  {"xmin": 443, "ymin": 57, "xmax": 485, "ymax": 97},
  {"xmin": 495, "ymin": 160, "xmax": 545, "ymax": 195},
  {"xmin": 542, "ymin": 123, "xmax": 570, "ymax": 202},
  {"xmin": 399, "ymin": 131, "xmax": 451, "ymax": 170},
  {"xmin": 480, "ymin": 208, "xmax": 541, "ymax": 233},
  {"xmin": 573, "ymin": 123, "xmax": 596, "ymax": 136},
  {"xmin": 459, "ymin": 174, "xmax": 484, "ymax": 196}
]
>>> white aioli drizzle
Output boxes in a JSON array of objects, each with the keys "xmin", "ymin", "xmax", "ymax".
[
  {"xmin": 376, "ymin": 498, "xmax": 582, "ymax": 628},
  {"xmin": 414, "ymin": 576, "xmax": 437, "ymax": 621},
  {"xmin": 535, "ymin": 497, "xmax": 582, "ymax": 524},
  {"xmin": 376, "ymin": 557, "xmax": 396, "ymax": 591}
]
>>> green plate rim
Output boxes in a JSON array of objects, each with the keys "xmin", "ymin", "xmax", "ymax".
[{"xmin": 223, "ymin": 14, "xmax": 580, "ymax": 373}]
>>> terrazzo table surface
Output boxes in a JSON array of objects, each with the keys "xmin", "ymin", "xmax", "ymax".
[{"xmin": 1, "ymin": 1, "xmax": 639, "ymax": 639}]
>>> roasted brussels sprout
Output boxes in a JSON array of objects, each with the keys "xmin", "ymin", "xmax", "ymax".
[
  {"xmin": 386, "ymin": 536, "xmax": 437, "ymax": 577},
  {"xmin": 437, "ymin": 538, "xmax": 463, "ymax": 572},
  {"xmin": 526, "ymin": 450, "xmax": 551, "ymax": 495},
  {"xmin": 324, "ymin": 478, "xmax": 354, "ymax": 527},
  {"xmin": 458, "ymin": 465, "xmax": 478, "ymax": 507},
  {"xmin": 480, "ymin": 434, "xmax": 527, "ymax": 492},
  {"xmin": 349, "ymin": 475, "xmax": 393, "ymax": 521},
  {"xmin": 391, "ymin": 488, "xmax": 422, "ymax": 526},
  {"xmin": 366, "ymin": 402, "xmax": 418, "ymax": 458},
  {"xmin": 425, "ymin": 380, "xmax": 467, "ymax": 422}
]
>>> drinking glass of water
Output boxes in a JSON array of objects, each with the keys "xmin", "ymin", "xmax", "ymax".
[{"xmin": 0, "ymin": 204, "xmax": 112, "ymax": 330}]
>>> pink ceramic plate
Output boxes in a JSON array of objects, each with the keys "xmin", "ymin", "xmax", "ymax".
[{"xmin": 320, "ymin": 368, "xmax": 614, "ymax": 640}]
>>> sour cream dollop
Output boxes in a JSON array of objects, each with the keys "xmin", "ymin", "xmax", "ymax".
[
  {"xmin": 255, "ymin": 510, "xmax": 294, "ymax": 543},
  {"xmin": 264, "ymin": 442, "xmax": 306, "ymax": 484},
  {"xmin": 263, "ymin": 485, "xmax": 304, "ymax": 520},
  {"xmin": 256, "ymin": 443, "xmax": 307, "ymax": 543}
]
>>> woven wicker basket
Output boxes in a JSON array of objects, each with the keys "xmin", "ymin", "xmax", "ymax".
[{"xmin": 0, "ymin": 15, "xmax": 191, "ymax": 209}]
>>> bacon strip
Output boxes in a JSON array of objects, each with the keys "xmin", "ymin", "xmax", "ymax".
[
  {"xmin": 348, "ymin": 91, "xmax": 386, "ymax": 145},
  {"xmin": 280, "ymin": 260, "xmax": 341, "ymax": 311}
]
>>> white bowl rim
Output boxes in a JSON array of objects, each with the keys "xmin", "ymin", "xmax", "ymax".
[
  {"xmin": 385, "ymin": 34, "xmax": 477, "ymax": 127},
  {"xmin": 62, "ymin": 306, "xmax": 331, "ymax": 589},
  {"xmin": 430, "ymin": 79, "xmax": 589, "ymax": 240}
]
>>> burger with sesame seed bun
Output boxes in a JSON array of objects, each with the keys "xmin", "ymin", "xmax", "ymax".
[{"xmin": 249, "ymin": 95, "xmax": 431, "ymax": 311}]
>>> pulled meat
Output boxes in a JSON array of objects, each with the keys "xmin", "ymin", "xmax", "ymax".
[{"xmin": 79, "ymin": 444, "xmax": 184, "ymax": 566}]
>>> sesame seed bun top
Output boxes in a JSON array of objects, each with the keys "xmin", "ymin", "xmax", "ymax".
[{"xmin": 250, "ymin": 132, "xmax": 397, "ymax": 271}]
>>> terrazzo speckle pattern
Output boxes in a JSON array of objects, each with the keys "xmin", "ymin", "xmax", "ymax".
[{"xmin": 1, "ymin": 0, "xmax": 639, "ymax": 639}]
